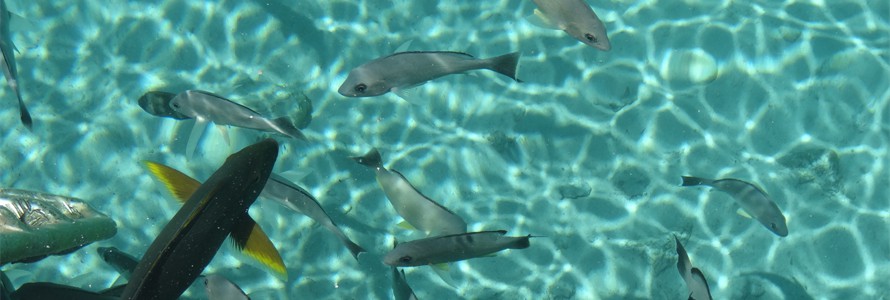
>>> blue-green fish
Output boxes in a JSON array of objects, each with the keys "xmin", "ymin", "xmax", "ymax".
[{"xmin": 681, "ymin": 176, "xmax": 788, "ymax": 237}]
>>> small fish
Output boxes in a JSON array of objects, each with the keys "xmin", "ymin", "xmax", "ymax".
[
  {"xmin": 675, "ymin": 236, "xmax": 713, "ymax": 300},
  {"xmin": 384, "ymin": 230, "xmax": 531, "ymax": 267},
  {"xmin": 137, "ymin": 91, "xmax": 191, "ymax": 120},
  {"xmin": 338, "ymin": 51, "xmax": 521, "ymax": 97},
  {"xmin": 352, "ymin": 148, "xmax": 467, "ymax": 236},
  {"xmin": 262, "ymin": 174, "xmax": 366, "ymax": 259},
  {"xmin": 530, "ymin": 0, "xmax": 611, "ymax": 51},
  {"xmin": 144, "ymin": 161, "xmax": 287, "ymax": 280},
  {"xmin": 97, "ymin": 247, "xmax": 139, "ymax": 279},
  {"xmin": 681, "ymin": 176, "xmax": 788, "ymax": 237},
  {"xmin": 204, "ymin": 274, "xmax": 250, "ymax": 300},
  {"xmin": 120, "ymin": 139, "xmax": 278, "ymax": 300},
  {"xmin": 0, "ymin": 0, "xmax": 31, "ymax": 129}
]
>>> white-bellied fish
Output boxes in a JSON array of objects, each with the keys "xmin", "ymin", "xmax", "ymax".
[
  {"xmin": 203, "ymin": 274, "xmax": 250, "ymax": 300},
  {"xmin": 169, "ymin": 89, "xmax": 306, "ymax": 158},
  {"xmin": 120, "ymin": 139, "xmax": 278, "ymax": 300},
  {"xmin": 352, "ymin": 148, "xmax": 467, "ymax": 236},
  {"xmin": 144, "ymin": 160, "xmax": 287, "ymax": 280},
  {"xmin": 674, "ymin": 236, "xmax": 713, "ymax": 300},
  {"xmin": 384, "ymin": 230, "xmax": 531, "ymax": 267},
  {"xmin": 681, "ymin": 176, "xmax": 788, "ymax": 237},
  {"xmin": 0, "ymin": 0, "xmax": 31, "ymax": 129},
  {"xmin": 97, "ymin": 247, "xmax": 139, "ymax": 279},
  {"xmin": 262, "ymin": 174, "xmax": 366, "ymax": 259},
  {"xmin": 530, "ymin": 0, "xmax": 611, "ymax": 51},
  {"xmin": 338, "ymin": 51, "xmax": 521, "ymax": 97}
]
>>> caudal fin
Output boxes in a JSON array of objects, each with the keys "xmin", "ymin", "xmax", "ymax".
[
  {"xmin": 680, "ymin": 176, "xmax": 712, "ymax": 187},
  {"xmin": 485, "ymin": 52, "xmax": 522, "ymax": 82},
  {"xmin": 272, "ymin": 117, "xmax": 307, "ymax": 141},
  {"xmin": 351, "ymin": 148, "xmax": 384, "ymax": 169},
  {"xmin": 18, "ymin": 95, "xmax": 32, "ymax": 130}
]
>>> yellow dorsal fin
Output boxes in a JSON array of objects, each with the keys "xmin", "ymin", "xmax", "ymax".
[
  {"xmin": 230, "ymin": 214, "xmax": 288, "ymax": 281},
  {"xmin": 144, "ymin": 161, "xmax": 201, "ymax": 202},
  {"xmin": 396, "ymin": 220, "xmax": 416, "ymax": 231}
]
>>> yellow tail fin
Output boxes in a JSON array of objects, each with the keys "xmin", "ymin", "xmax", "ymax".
[{"xmin": 143, "ymin": 161, "xmax": 201, "ymax": 202}]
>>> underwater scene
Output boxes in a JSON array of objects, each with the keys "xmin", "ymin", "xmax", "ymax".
[{"xmin": 1, "ymin": 0, "xmax": 889, "ymax": 299}]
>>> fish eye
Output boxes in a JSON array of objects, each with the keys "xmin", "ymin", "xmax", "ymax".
[
  {"xmin": 770, "ymin": 223, "xmax": 778, "ymax": 230},
  {"xmin": 584, "ymin": 33, "xmax": 597, "ymax": 43},
  {"xmin": 354, "ymin": 83, "xmax": 367, "ymax": 93},
  {"xmin": 399, "ymin": 256, "xmax": 412, "ymax": 263},
  {"xmin": 171, "ymin": 102, "xmax": 180, "ymax": 109}
]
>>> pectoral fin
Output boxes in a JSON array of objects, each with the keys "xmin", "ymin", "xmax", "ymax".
[
  {"xmin": 736, "ymin": 208, "xmax": 752, "ymax": 219},
  {"xmin": 526, "ymin": 9, "xmax": 559, "ymax": 30},
  {"xmin": 186, "ymin": 118, "xmax": 208, "ymax": 160},
  {"xmin": 230, "ymin": 214, "xmax": 288, "ymax": 281},
  {"xmin": 144, "ymin": 161, "xmax": 201, "ymax": 202}
]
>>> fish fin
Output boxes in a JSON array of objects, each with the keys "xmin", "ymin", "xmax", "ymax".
[
  {"xmin": 485, "ymin": 52, "xmax": 522, "ymax": 82},
  {"xmin": 143, "ymin": 161, "xmax": 202, "ymax": 202},
  {"xmin": 392, "ymin": 85, "xmax": 424, "ymax": 104},
  {"xmin": 512, "ymin": 235, "xmax": 532, "ymax": 249},
  {"xmin": 429, "ymin": 264, "xmax": 457, "ymax": 288},
  {"xmin": 185, "ymin": 118, "xmax": 208, "ymax": 160},
  {"xmin": 736, "ymin": 208, "xmax": 752, "ymax": 219},
  {"xmin": 526, "ymin": 9, "xmax": 560, "ymax": 30},
  {"xmin": 351, "ymin": 148, "xmax": 384, "ymax": 168},
  {"xmin": 230, "ymin": 215, "xmax": 288, "ymax": 281},
  {"xmin": 216, "ymin": 125, "xmax": 232, "ymax": 147},
  {"xmin": 680, "ymin": 176, "xmax": 711, "ymax": 186},
  {"xmin": 393, "ymin": 39, "xmax": 413, "ymax": 52},
  {"xmin": 396, "ymin": 220, "xmax": 417, "ymax": 231},
  {"xmin": 271, "ymin": 117, "xmax": 307, "ymax": 140}
]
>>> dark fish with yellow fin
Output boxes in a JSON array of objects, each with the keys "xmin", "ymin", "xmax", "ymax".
[
  {"xmin": 675, "ymin": 235, "xmax": 713, "ymax": 300},
  {"xmin": 681, "ymin": 176, "xmax": 788, "ymax": 237},
  {"xmin": 120, "ymin": 139, "xmax": 278, "ymax": 300},
  {"xmin": 384, "ymin": 230, "xmax": 531, "ymax": 267},
  {"xmin": 143, "ymin": 160, "xmax": 287, "ymax": 280}
]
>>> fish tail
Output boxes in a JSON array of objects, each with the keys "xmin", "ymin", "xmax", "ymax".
[
  {"xmin": 680, "ymin": 176, "xmax": 712, "ymax": 187},
  {"xmin": 351, "ymin": 148, "xmax": 384, "ymax": 168},
  {"xmin": 512, "ymin": 235, "xmax": 532, "ymax": 249},
  {"xmin": 272, "ymin": 117, "xmax": 307, "ymax": 141},
  {"xmin": 485, "ymin": 52, "xmax": 522, "ymax": 82},
  {"xmin": 346, "ymin": 240, "xmax": 367, "ymax": 260},
  {"xmin": 17, "ymin": 93, "xmax": 32, "ymax": 130}
]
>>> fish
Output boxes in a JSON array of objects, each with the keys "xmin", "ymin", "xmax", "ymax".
[
  {"xmin": 0, "ymin": 0, "xmax": 31, "ymax": 129},
  {"xmin": 681, "ymin": 176, "xmax": 788, "ymax": 237},
  {"xmin": 204, "ymin": 274, "xmax": 250, "ymax": 300},
  {"xmin": 338, "ymin": 51, "xmax": 521, "ymax": 97},
  {"xmin": 143, "ymin": 160, "xmax": 287, "ymax": 280},
  {"xmin": 530, "ymin": 0, "xmax": 611, "ymax": 51},
  {"xmin": 0, "ymin": 269, "xmax": 13, "ymax": 300},
  {"xmin": 12, "ymin": 282, "xmax": 119, "ymax": 300},
  {"xmin": 262, "ymin": 174, "xmax": 366, "ymax": 259},
  {"xmin": 383, "ymin": 230, "xmax": 531, "ymax": 267},
  {"xmin": 352, "ymin": 148, "xmax": 467, "ymax": 236},
  {"xmin": 169, "ymin": 89, "xmax": 305, "ymax": 158},
  {"xmin": 392, "ymin": 267, "xmax": 418, "ymax": 300},
  {"xmin": 120, "ymin": 139, "xmax": 278, "ymax": 300},
  {"xmin": 674, "ymin": 236, "xmax": 712, "ymax": 300},
  {"xmin": 97, "ymin": 247, "xmax": 139, "ymax": 279},
  {"xmin": 137, "ymin": 91, "xmax": 191, "ymax": 120}
]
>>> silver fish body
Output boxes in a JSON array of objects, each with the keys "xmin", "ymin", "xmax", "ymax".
[
  {"xmin": 169, "ymin": 90, "xmax": 306, "ymax": 140},
  {"xmin": 204, "ymin": 274, "xmax": 250, "ymax": 300},
  {"xmin": 261, "ymin": 174, "xmax": 366, "ymax": 259},
  {"xmin": 383, "ymin": 230, "xmax": 531, "ymax": 267},
  {"xmin": 675, "ymin": 236, "xmax": 713, "ymax": 300},
  {"xmin": 681, "ymin": 176, "xmax": 788, "ymax": 237},
  {"xmin": 532, "ymin": 0, "xmax": 611, "ymax": 51},
  {"xmin": 353, "ymin": 148, "xmax": 467, "ymax": 236},
  {"xmin": 0, "ymin": 0, "xmax": 31, "ymax": 129},
  {"xmin": 338, "ymin": 51, "xmax": 521, "ymax": 97}
]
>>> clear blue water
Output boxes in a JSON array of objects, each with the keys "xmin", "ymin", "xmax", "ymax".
[{"xmin": 1, "ymin": 0, "xmax": 889, "ymax": 299}]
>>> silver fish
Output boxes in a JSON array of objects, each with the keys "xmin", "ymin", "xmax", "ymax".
[
  {"xmin": 338, "ymin": 51, "xmax": 521, "ymax": 97},
  {"xmin": 531, "ymin": 0, "xmax": 611, "ymax": 51},
  {"xmin": 169, "ymin": 89, "xmax": 306, "ymax": 140},
  {"xmin": 97, "ymin": 247, "xmax": 139, "ymax": 279},
  {"xmin": 383, "ymin": 230, "xmax": 531, "ymax": 267},
  {"xmin": 261, "ymin": 174, "xmax": 366, "ymax": 259},
  {"xmin": 675, "ymin": 236, "xmax": 713, "ymax": 300},
  {"xmin": 203, "ymin": 274, "xmax": 250, "ymax": 300},
  {"xmin": 352, "ymin": 148, "xmax": 467, "ymax": 236},
  {"xmin": 0, "ymin": 0, "xmax": 31, "ymax": 129},
  {"xmin": 681, "ymin": 176, "xmax": 788, "ymax": 237}
]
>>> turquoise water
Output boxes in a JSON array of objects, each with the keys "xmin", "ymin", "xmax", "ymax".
[{"xmin": 1, "ymin": 0, "xmax": 889, "ymax": 299}]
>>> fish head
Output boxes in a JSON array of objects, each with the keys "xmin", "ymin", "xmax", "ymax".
[
  {"xmin": 762, "ymin": 216, "xmax": 789, "ymax": 237},
  {"xmin": 338, "ymin": 68, "xmax": 389, "ymax": 97},
  {"xmin": 565, "ymin": 21, "xmax": 611, "ymax": 51},
  {"xmin": 383, "ymin": 244, "xmax": 425, "ymax": 267},
  {"xmin": 168, "ymin": 91, "xmax": 198, "ymax": 116}
]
